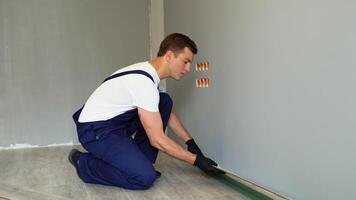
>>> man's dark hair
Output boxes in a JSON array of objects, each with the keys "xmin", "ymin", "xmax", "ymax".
[{"xmin": 157, "ymin": 33, "xmax": 198, "ymax": 57}]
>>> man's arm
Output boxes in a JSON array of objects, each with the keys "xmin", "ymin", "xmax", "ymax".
[
  {"xmin": 168, "ymin": 112, "xmax": 193, "ymax": 142},
  {"xmin": 167, "ymin": 111, "xmax": 205, "ymax": 157},
  {"xmin": 138, "ymin": 107, "xmax": 225, "ymax": 176},
  {"xmin": 137, "ymin": 108, "xmax": 196, "ymax": 165}
]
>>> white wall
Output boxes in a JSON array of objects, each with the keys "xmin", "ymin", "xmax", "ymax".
[
  {"xmin": 0, "ymin": 0, "xmax": 150, "ymax": 147},
  {"xmin": 165, "ymin": 0, "xmax": 356, "ymax": 199}
]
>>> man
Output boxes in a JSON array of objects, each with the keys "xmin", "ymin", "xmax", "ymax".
[{"xmin": 69, "ymin": 33, "xmax": 224, "ymax": 190}]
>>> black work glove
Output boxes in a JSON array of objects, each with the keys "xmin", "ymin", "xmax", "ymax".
[
  {"xmin": 186, "ymin": 139, "xmax": 204, "ymax": 157},
  {"xmin": 194, "ymin": 154, "xmax": 225, "ymax": 176}
]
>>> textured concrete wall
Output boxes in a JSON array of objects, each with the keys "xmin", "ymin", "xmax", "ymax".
[
  {"xmin": 165, "ymin": 0, "xmax": 356, "ymax": 199},
  {"xmin": 0, "ymin": 0, "xmax": 150, "ymax": 147}
]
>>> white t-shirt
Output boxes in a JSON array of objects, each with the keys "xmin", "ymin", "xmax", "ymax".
[{"xmin": 79, "ymin": 61, "xmax": 160, "ymax": 123}]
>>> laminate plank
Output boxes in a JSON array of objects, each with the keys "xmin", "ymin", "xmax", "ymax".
[{"xmin": 0, "ymin": 146, "xmax": 250, "ymax": 200}]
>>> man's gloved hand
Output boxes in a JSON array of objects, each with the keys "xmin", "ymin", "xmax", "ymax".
[
  {"xmin": 186, "ymin": 139, "xmax": 204, "ymax": 157},
  {"xmin": 194, "ymin": 154, "xmax": 226, "ymax": 176}
]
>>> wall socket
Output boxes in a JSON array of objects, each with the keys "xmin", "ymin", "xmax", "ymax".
[
  {"xmin": 196, "ymin": 78, "xmax": 209, "ymax": 88},
  {"xmin": 195, "ymin": 62, "xmax": 209, "ymax": 71},
  {"xmin": 195, "ymin": 61, "xmax": 210, "ymax": 88}
]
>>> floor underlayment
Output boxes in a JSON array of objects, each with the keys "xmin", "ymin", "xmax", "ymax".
[{"xmin": 0, "ymin": 145, "xmax": 268, "ymax": 200}]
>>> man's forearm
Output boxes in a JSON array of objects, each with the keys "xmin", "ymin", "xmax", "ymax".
[
  {"xmin": 168, "ymin": 112, "xmax": 192, "ymax": 142},
  {"xmin": 154, "ymin": 134, "xmax": 196, "ymax": 165}
]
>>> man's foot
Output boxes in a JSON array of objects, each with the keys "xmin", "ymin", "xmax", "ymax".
[{"xmin": 68, "ymin": 149, "xmax": 82, "ymax": 170}]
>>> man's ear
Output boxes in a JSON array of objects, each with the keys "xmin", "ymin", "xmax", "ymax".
[{"xmin": 164, "ymin": 50, "xmax": 174, "ymax": 63}]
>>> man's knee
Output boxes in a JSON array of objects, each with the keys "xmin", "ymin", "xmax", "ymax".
[
  {"xmin": 159, "ymin": 92, "xmax": 173, "ymax": 111},
  {"xmin": 135, "ymin": 170, "xmax": 157, "ymax": 189},
  {"xmin": 106, "ymin": 167, "xmax": 157, "ymax": 190}
]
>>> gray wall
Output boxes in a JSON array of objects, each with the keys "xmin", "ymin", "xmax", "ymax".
[
  {"xmin": 148, "ymin": 0, "xmax": 165, "ymax": 90},
  {"xmin": 165, "ymin": 0, "xmax": 356, "ymax": 199},
  {"xmin": 0, "ymin": 0, "xmax": 150, "ymax": 147}
]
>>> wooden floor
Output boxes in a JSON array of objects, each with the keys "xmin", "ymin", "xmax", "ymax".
[{"xmin": 0, "ymin": 145, "xmax": 251, "ymax": 200}]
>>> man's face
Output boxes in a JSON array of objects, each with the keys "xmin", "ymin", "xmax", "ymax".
[{"xmin": 169, "ymin": 47, "xmax": 193, "ymax": 80}]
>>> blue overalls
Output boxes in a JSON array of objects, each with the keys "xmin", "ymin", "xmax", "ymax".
[{"xmin": 72, "ymin": 70, "xmax": 173, "ymax": 190}]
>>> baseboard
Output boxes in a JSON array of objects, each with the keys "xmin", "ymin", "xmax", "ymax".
[
  {"xmin": 0, "ymin": 142, "xmax": 80, "ymax": 150},
  {"xmin": 215, "ymin": 165, "xmax": 291, "ymax": 200}
]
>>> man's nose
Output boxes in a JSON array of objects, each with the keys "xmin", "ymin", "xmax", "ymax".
[{"xmin": 185, "ymin": 64, "xmax": 191, "ymax": 72}]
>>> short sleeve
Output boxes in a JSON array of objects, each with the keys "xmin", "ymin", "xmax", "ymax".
[{"xmin": 126, "ymin": 75, "xmax": 159, "ymax": 112}]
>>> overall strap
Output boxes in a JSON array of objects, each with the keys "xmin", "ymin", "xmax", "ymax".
[{"xmin": 103, "ymin": 70, "xmax": 155, "ymax": 83}]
